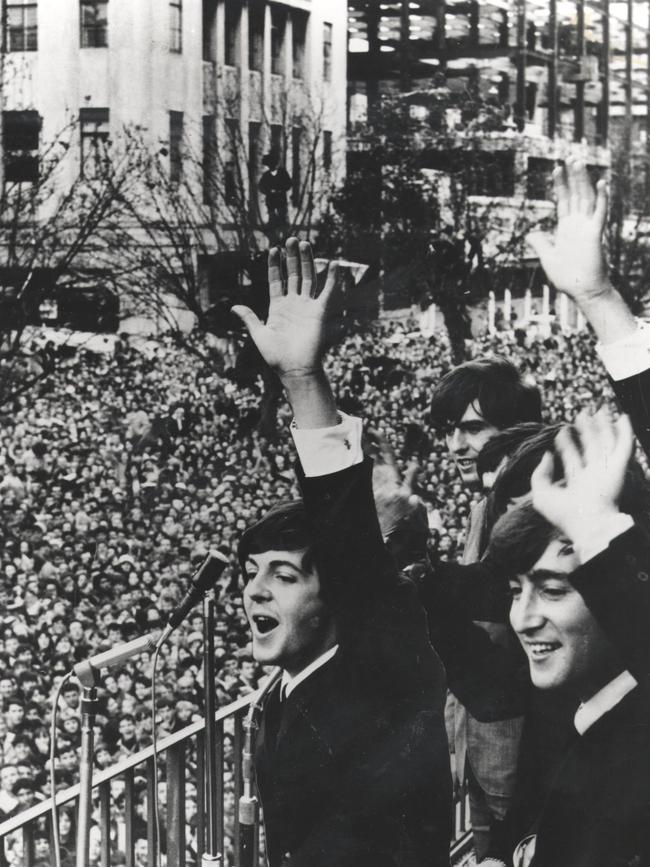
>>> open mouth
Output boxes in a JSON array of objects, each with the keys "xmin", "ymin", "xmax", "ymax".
[
  {"xmin": 252, "ymin": 615, "xmax": 279, "ymax": 635},
  {"xmin": 526, "ymin": 642, "xmax": 561, "ymax": 661},
  {"xmin": 456, "ymin": 459, "xmax": 475, "ymax": 471}
]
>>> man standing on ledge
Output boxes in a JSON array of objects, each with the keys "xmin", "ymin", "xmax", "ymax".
[{"xmin": 232, "ymin": 239, "xmax": 452, "ymax": 867}]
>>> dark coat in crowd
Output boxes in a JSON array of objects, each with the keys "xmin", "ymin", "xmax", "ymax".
[{"xmin": 254, "ymin": 460, "xmax": 453, "ymax": 867}]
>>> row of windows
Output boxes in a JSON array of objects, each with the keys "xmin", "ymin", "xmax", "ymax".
[
  {"xmin": 7, "ymin": 0, "xmax": 334, "ymax": 83},
  {"xmin": 2, "ymin": 109, "xmax": 334, "ymax": 192},
  {"xmin": 7, "ymin": 0, "xmax": 109, "ymax": 51},
  {"xmin": 212, "ymin": 2, "xmax": 333, "ymax": 81}
]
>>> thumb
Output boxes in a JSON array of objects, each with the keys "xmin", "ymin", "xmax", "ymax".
[
  {"xmin": 526, "ymin": 231, "xmax": 554, "ymax": 265},
  {"xmin": 231, "ymin": 305, "xmax": 262, "ymax": 337}
]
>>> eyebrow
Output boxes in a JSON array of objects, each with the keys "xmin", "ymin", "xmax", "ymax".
[
  {"xmin": 522, "ymin": 569, "xmax": 571, "ymax": 583},
  {"xmin": 245, "ymin": 558, "xmax": 302, "ymax": 572}
]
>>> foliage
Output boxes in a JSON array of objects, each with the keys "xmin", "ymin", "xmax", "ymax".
[
  {"xmin": 321, "ymin": 88, "xmax": 545, "ymax": 362},
  {"xmin": 0, "ymin": 117, "xmax": 136, "ymax": 404}
]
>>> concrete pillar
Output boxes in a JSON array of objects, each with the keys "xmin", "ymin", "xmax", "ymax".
[
  {"xmin": 504, "ymin": 288, "xmax": 512, "ymax": 327},
  {"xmin": 524, "ymin": 288, "xmax": 532, "ymax": 321},
  {"xmin": 558, "ymin": 292, "xmax": 569, "ymax": 331},
  {"xmin": 488, "ymin": 291, "xmax": 496, "ymax": 335},
  {"xmin": 542, "ymin": 283, "xmax": 550, "ymax": 319}
]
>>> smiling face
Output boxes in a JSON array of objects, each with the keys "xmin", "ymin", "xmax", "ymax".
[
  {"xmin": 509, "ymin": 538, "xmax": 621, "ymax": 697},
  {"xmin": 243, "ymin": 548, "xmax": 337, "ymax": 677},
  {"xmin": 446, "ymin": 402, "xmax": 498, "ymax": 487}
]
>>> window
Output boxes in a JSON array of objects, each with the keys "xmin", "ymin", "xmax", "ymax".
[
  {"xmin": 202, "ymin": 115, "xmax": 215, "ymax": 204},
  {"xmin": 80, "ymin": 0, "xmax": 108, "ymax": 48},
  {"xmin": 169, "ymin": 0, "xmax": 182, "ymax": 53},
  {"xmin": 203, "ymin": 0, "xmax": 216, "ymax": 61},
  {"xmin": 323, "ymin": 130, "xmax": 332, "ymax": 172},
  {"xmin": 291, "ymin": 125, "xmax": 301, "ymax": 204},
  {"xmin": 270, "ymin": 124, "xmax": 283, "ymax": 160},
  {"xmin": 169, "ymin": 111, "xmax": 183, "ymax": 182},
  {"xmin": 271, "ymin": 7, "xmax": 286, "ymax": 75},
  {"xmin": 526, "ymin": 157, "xmax": 554, "ymax": 201},
  {"xmin": 7, "ymin": 1, "xmax": 37, "ymax": 52},
  {"xmin": 225, "ymin": 0, "xmax": 241, "ymax": 67},
  {"xmin": 3, "ymin": 111, "xmax": 41, "ymax": 183},
  {"xmin": 292, "ymin": 12, "xmax": 307, "ymax": 79},
  {"xmin": 80, "ymin": 108, "xmax": 109, "ymax": 178},
  {"xmin": 323, "ymin": 22, "xmax": 332, "ymax": 82},
  {"xmin": 466, "ymin": 151, "xmax": 515, "ymax": 197},
  {"xmin": 225, "ymin": 119, "xmax": 239, "ymax": 206},
  {"xmin": 248, "ymin": 121, "xmax": 261, "ymax": 216},
  {"xmin": 248, "ymin": 0, "xmax": 264, "ymax": 72}
]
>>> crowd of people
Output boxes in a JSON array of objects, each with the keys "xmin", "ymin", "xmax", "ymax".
[
  {"xmin": 0, "ymin": 314, "xmax": 616, "ymax": 866},
  {"xmin": 0, "ymin": 162, "xmax": 644, "ymax": 867}
]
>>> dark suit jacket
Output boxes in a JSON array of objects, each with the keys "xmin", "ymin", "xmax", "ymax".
[
  {"xmin": 612, "ymin": 367, "xmax": 650, "ymax": 460},
  {"xmin": 254, "ymin": 459, "xmax": 453, "ymax": 867},
  {"xmin": 493, "ymin": 525, "xmax": 650, "ymax": 867}
]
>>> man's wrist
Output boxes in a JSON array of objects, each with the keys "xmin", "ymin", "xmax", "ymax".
[
  {"xmin": 279, "ymin": 366, "xmax": 325, "ymax": 388},
  {"xmin": 564, "ymin": 510, "xmax": 631, "ymax": 563}
]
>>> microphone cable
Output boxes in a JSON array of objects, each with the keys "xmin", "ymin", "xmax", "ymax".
[{"xmin": 50, "ymin": 671, "xmax": 73, "ymax": 867}]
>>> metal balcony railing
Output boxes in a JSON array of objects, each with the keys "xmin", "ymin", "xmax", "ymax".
[{"xmin": 0, "ymin": 692, "xmax": 473, "ymax": 867}]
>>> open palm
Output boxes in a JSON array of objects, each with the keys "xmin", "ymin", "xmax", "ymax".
[
  {"xmin": 232, "ymin": 238, "xmax": 339, "ymax": 377},
  {"xmin": 527, "ymin": 159, "xmax": 610, "ymax": 303}
]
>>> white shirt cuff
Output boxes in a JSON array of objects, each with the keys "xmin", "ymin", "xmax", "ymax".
[
  {"xmin": 575, "ymin": 513, "xmax": 635, "ymax": 564},
  {"xmin": 596, "ymin": 320, "xmax": 650, "ymax": 381},
  {"xmin": 290, "ymin": 412, "xmax": 363, "ymax": 478}
]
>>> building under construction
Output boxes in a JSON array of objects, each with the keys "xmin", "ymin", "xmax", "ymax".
[{"xmin": 347, "ymin": 1, "xmax": 650, "ymax": 156}]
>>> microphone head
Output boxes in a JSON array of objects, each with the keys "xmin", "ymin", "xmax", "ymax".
[{"xmin": 193, "ymin": 550, "xmax": 230, "ymax": 593}]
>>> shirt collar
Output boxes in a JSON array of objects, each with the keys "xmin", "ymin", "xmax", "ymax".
[
  {"xmin": 281, "ymin": 644, "xmax": 339, "ymax": 699},
  {"xmin": 574, "ymin": 670, "xmax": 638, "ymax": 735}
]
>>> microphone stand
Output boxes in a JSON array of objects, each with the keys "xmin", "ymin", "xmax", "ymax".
[
  {"xmin": 73, "ymin": 634, "xmax": 156, "ymax": 867},
  {"xmin": 75, "ymin": 686, "xmax": 99, "ymax": 867},
  {"xmin": 201, "ymin": 586, "xmax": 221, "ymax": 865}
]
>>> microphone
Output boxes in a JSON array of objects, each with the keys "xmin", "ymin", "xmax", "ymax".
[
  {"xmin": 157, "ymin": 551, "xmax": 229, "ymax": 645},
  {"xmin": 74, "ymin": 634, "xmax": 158, "ymax": 688}
]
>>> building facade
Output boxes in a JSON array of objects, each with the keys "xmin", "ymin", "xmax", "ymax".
[{"xmin": 0, "ymin": 0, "xmax": 347, "ymax": 323}]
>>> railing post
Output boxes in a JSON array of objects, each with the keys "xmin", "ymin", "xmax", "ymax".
[
  {"xmin": 195, "ymin": 732, "xmax": 206, "ymax": 861},
  {"xmin": 146, "ymin": 758, "xmax": 156, "ymax": 867},
  {"xmin": 99, "ymin": 781, "xmax": 111, "ymax": 867},
  {"xmin": 123, "ymin": 766, "xmax": 135, "ymax": 867},
  {"xmin": 22, "ymin": 822, "xmax": 34, "ymax": 867},
  {"xmin": 166, "ymin": 742, "xmax": 186, "ymax": 867}
]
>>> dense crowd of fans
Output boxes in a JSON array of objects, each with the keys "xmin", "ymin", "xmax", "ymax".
[{"xmin": 0, "ymin": 316, "xmax": 616, "ymax": 865}]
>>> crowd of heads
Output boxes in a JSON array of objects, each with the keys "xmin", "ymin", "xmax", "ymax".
[{"xmin": 0, "ymin": 318, "xmax": 618, "ymax": 864}]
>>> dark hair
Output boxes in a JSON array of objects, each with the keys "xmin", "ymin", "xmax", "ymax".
[
  {"xmin": 489, "ymin": 424, "xmax": 563, "ymax": 515},
  {"xmin": 477, "ymin": 422, "xmax": 550, "ymax": 479},
  {"xmin": 429, "ymin": 356, "xmax": 542, "ymax": 434},
  {"xmin": 485, "ymin": 501, "xmax": 559, "ymax": 576},
  {"xmin": 492, "ymin": 423, "xmax": 650, "ymax": 525},
  {"xmin": 238, "ymin": 500, "xmax": 316, "ymax": 577}
]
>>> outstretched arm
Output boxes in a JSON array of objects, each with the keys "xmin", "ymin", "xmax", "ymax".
[
  {"xmin": 232, "ymin": 238, "xmax": 340, "ymax": 430},
  {"xmin": 527, "ymin": 158, "xmax": 637, "ymax": 347}
]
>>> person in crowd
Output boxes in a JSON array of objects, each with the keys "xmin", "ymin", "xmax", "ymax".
[
  {"xmin": 427, "ymin": 358, "xmax": 541, "ymax": 857},
  {"xmin": 232, "ymin": 237, "xmax": 453, "ymax": 867},
  {"xmin": 482, "ymin": 409, "xmax": 650, "ymax": 867}
]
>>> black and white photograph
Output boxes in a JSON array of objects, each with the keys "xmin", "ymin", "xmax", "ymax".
[{"xmin": 0, "ymin": 1, "xmax": 648, "ymax": 866}]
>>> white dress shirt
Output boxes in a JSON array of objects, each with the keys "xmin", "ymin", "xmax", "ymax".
[{"xmin": 596, "ymin": 319, "xmax": 650, "ymax": 382}]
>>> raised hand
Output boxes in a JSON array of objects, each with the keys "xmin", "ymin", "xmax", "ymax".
[
  {"xmin": 530, "ymin": 409, "xmax": 634, "ymax": 546},
  {"xmin": 526, "ymin": 158, "xmax": 611, "ymax": 305},
  {"xmin": 232, "ymin": 237, "xmax": 339, "ymax": 381}
]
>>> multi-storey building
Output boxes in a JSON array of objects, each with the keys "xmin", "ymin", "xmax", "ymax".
[
  {"xmin": 0, "ymin": 0, "xmax": 347, "ymax": 321},
  {"xmin": 344, "ymin": 1, "xmax": 650, "ymax": 315}
]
